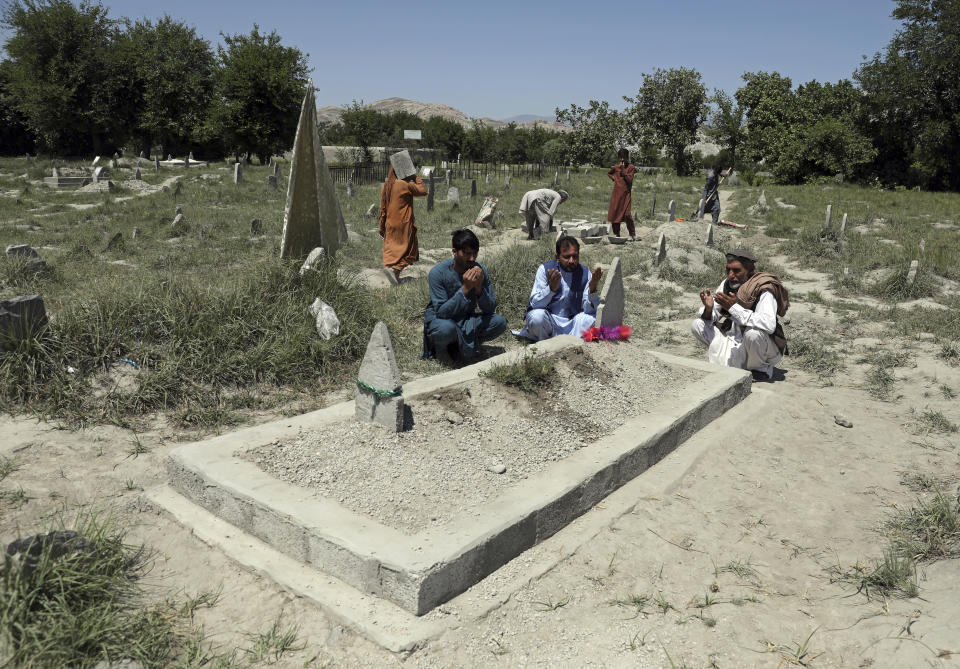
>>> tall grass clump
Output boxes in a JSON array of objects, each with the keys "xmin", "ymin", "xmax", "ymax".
[
  {"xmin": 0, "ymin": 257, "xmax": 379, "ymax": 427},
  {"xmin": 483, "ymin": 240, "xmax": 552, "ymax": 323}
]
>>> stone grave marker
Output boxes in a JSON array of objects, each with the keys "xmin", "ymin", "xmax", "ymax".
[
  {"xmin": 280, "ymin": 83, "xmax": 348, "ymax": 259},
  {"xmin": 427, "ymin": 175, "xmax": 435, "ymax": 211},
  {"xmin": 92, "ymin": 156, "xmax": 100, "ymax": 166},
  {"xmin": 250, "ymin": 218, "xmax": 263, "ymax": 235},
  {"xmin": 470, "ymin": 179, "xmax": 477, "ymax": 198},
  {"xmin": 154, "ymin": 156, "xmax": 160, "ymax": 171},
  {"xmin": 267, "ymin": 175, "xmax": 277, "ymax": 189},
  {"xmin": 184, "ymin": 155, "xmax": 190, "ymax": 169},
  {"xmin": 696, "ymin": 198, "xmax": 705, "ymax": 220},
  {"xmin": 299, "ymin": 247, "xmax": 326, "ymax": 275},
  {"xmin": 355, "ymin": 321, "xmax": 403, "ymax": 432},
  {"xmin": 504, "ymin": 175, "xmax": 511, "ymax": 189},
  {"xmin": 366, "ymin": 203, "xmax": 377, "ymax": 217},
  {"xmin": 919, "ymin": 238, "xmax": 926, "ymax": 253},
  {"xmin": 92, "ymin": 166, "xmax": 106, "ymax": 183},
  {"xmin": 104, "ymin": 232, "xmax": 123, "ymax": 251},
  {"xmin": 273, "ymin": 162, "xmax": 281, "ymax": 179},
  {"xmin": 175, "ymin": 205, "xmax": 182, "ymax": 215},
  {"xmin": 171, "ymin": 213, "xmax": 189, "ymax": 237},
  {"xmin": 565, "ymin": 169, "xmax": 571, "ymax": 181},
  {"xmin": 595, "ymin": 257, "xmax": 624, "ymax": 329},
  {"xmin": 840, "ymin": 213, "xmax": 847, "ymax": 235},
  {"xmin": 447, "ymin": 186, "xmax": 460, "ymax": 208},
  {"xmin": 139, "ymin": 151, "xmax": 144, "ymax": 158},
  {"xmin": 651, "ymin": 192, "xmax": 657, "ymax": 217},
  {"xmin": 655, "ymin": 234, "xmax": 667, "ymax": 265},
  {"xmin": 668, "ymin": 200, "xmax": 676, "ymax": 221},
  {"xmin": 188, "ymin": 151, "xmax": 194, "ymax": 161},
  {"xmin": 6, "ymin": 244, "xmax": 46, "ymax": 273},
  {"xmin": 705, "ymin": 223, "xmax": 714, "ymax": 247},
  {"xmin": 824, "ymin": 204, "xmax": 833, "ymax": 230},
  {"xmin": 167, "ymin": 154, "xmax": 173, "ymax": 161},
  {"xmin": 135, "ymin": 168, "xmax": 142, "ymax": 180},
  {"xmin": 131, "ymin": 228, "xmax": 140, "ymax": 240},
  {"xmin": 485, "ymin": 173, "xmax": 491, "ymax": 185},
  {"xmin": 445, "ymin": 169, "xmax": 451, "ymax": 186},
  {"xmin": 346, "ymin": 179, "xmax": 355, "ymax": 198},
  {"xmin": 389, "ymin": 150, "xmax": 416, "ymax": 180},
  {"xmin": 234, "ymin": 163, "xmax": 242, "ymax": 184},
  {"xmin": 906, "ymin": 259, "xmax": 919, "ymax": 285},
  {"xmin": 553, "ymin": 171, "xmax": 559, "ymax": 187},
  {"xmin": 0, "ymin": 295, "xmax": 48, "ymax": 349}
]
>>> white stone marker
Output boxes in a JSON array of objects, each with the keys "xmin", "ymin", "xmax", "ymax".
[
  {"xmin": 355, "ymin": 321, "xmax": 403, "ymax": 432},
  {"xmin": 840, "ymin": 213, "xmax": 848, "ymax": 235},
  {"xmin": 668, "ymin": 200, "xmax": 676, "ymax": 222},
  {"xmin": 595, "ymin": 257, "xmax": 624, "ymax": 329},
  {"xmin": 233, "ymin": 162, "xmax": 242, "ymax": 184},
  {"xmin": 906, "ymin": 259, "xmax": 919, "ymax": 285},
  {"xmin": 705, "ymin": 222, "xmax": 714, "ymax": 247},
  {"xmin": 825, "ymin": 204, "xmax": 833, "ymax": 229},
  {"xmin": 655, "ymin": 233, "xmax": 667, "ymax": 265}
]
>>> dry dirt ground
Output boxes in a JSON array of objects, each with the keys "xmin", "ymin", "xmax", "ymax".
[{"xmin": 2, "ymin": 190, "xmax": 959, "ymax": 668}]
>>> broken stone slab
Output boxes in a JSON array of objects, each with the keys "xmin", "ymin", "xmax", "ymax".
[
  {"xmin": 170, "ymin": 213, "xmax": 189, "ymax": 237},
  {"xmin": 308, "ymin": 297, "xmax": 340, "ymax": 340},
  {"xmin": 0, "ymin": 295, "xmax": 48, "ymax": 349},
  {"xmin": 447, "ymin": 186, "xmax": 460, "ymax": 207},
  {"xmin": 5, "ymin": 244, "xmax": 47, "ymax": 273},
  {"xmin": 595, "ymin": 257, "xmax": 624, "ymax": 329},
  {"xmin": 389, "ymin": 150, "xmax": 416, "ymax": 181},
  {"xmin": 299, "ymin": 247, "xmax": 326, "ymax": 275},
  {"xmin": 234, "ymin": 163, "xmax": 242, "ymax": 184},
  {"xmin": 668, "ymin": 200, "xmax": 676, "ymax": 222},
  {"xmin": 250, "ymin": 218, "xmax": 263, "ymax": 235},
  {"xmin": 655, "ymin": 234, "xmax": 667, "ymax": 265},
  {"xmin": 355, "ymin": 321, "xmax": 403, "ymax": 432},
  {"xmin": 366, "ymin": 203, "xmax": 377, "ymax": 217},
  {"xmin": 280, "ymin": 84, "xmax": 348, "ymax": 259}
]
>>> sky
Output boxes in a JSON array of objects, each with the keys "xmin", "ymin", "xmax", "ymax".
[{"xmin": 3, "ymin": 0, "xmax": 904, "ymax": 120}]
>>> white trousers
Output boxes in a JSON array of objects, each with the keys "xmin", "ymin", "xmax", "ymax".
[
  {"xmin": 523, "ymin": 309, "xmax": 595, "ymax": 341},
  {"xmin": 690, "ymin": 318, "xmax": 782, "ymax": 372}
]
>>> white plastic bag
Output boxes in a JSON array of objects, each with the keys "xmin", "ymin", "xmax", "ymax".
[
  {"xmin": 707, "ymin": 331, "xmax": 745, "ymax": 369},
  {"xmin": 308, "ymin": 298, "xmax": 340, "ymax": 340}
]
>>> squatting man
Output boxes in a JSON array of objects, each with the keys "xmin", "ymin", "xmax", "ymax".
[
  {"xmin": 515, "ymin": 235, "xmax": 603, "ymax": 341},
  {"xmin": 691, "ymin": 248, "xmax": 789, "ymax": 380}
]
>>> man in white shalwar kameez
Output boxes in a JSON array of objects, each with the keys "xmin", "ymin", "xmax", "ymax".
[
  {"xmin": 691, "ymin": 248, "xmax": 789, "ymax": 380},
  {"xmin": 515, "ymin": 235, "xmax": 603, "ymax": 341},
  {"xmin": 519, "ymin": 188, "xmax": 568, "ymax": 239}
]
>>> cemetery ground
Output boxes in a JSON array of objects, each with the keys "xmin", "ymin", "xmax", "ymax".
[{"xmin": 1, "ymin": 155, "xmax": 959, "ymax": 667}]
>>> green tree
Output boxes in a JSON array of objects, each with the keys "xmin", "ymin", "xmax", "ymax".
[
  {"xmin": 855, "ymin": 0, "xmax": 960, "ymax": 190},
  {"xmin": 735, "ymin": 71, "xmax": 794, "ymax": 165},
  {"xmin": 554, "ymin": 100, "xmax": 624, "ymax": 165},
  {"xmin": 463, "ymin": 120, "xmax": 496, "ymax": 162},
  {"xmin": 623, "ymin": 68, "xmax": 707, "ymax": 175},
  {"xmin": 122, "ymin": 15, "xmax": 215, "ymax": 156},
  {"xmin": 211, "ymin": 25, "xmax": 308, "ymax": 163},
  {"xmin": 0, "ymin": 59, "xmax": 35, "ymax": 153},
  {"xmin": 337, "ymin": 100, "xmax": 379, "ymax": 163},
  {"xmin": 1, "ymin": 0, "xmax": 130, "ymax": 154},
  {"xmin": 422, "ymin": 115, "xmax": 464, "ymax": 160},
  {"xmin": 706, "ymin": 89, "xmax": 744, "ymax": 167}
]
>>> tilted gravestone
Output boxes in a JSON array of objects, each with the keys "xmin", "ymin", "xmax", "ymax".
[
  {"xmin": 668, "ymin": 200, "xmax": 676, "ymax": 222},
  {"xmin": 234, "ymin": 163, "xmax": 242, "ymax": 184},
  {"xmin": 280, "ymin": 84, "xmax": 348, "ymax": 259},
  {"xmin": 389, "ymin": 150, "xmax": 416, "ymax": 181},
  {"xmin": 104, "ymin": 232, "xmax": 123, "ymax": 251},
  {"xmin": 366, "ymin": 203, "xmax": 377, "ymax": 217},
  {"xmin": 299, "ymin": 247, "xmax": 326, "ymax": 275},
  {"xmin": 595, "ymin": 257, "xmax": 624, "ymax": 329},
  {"xmin": 824, "ymin": 204, "xmax": 833, "ymax": 230},
  {"xmin": 92, "ymin": 156, "xmax": 100, "ymax": 166},
  {"xmin": 705, "ymin": 223, "xmax": 714, "ymax": 247},
  {"xmin": 655, "ymin": 234, "xmax": 667, "ymax": 265},
  {"xmin": 906, "ymin": 259, "xmax": 919, "ymax": 285},
  {"xmin": 355, "ymin": 321, "xmax": 403, "ymax": 432},
  {"xmin": 0, "ymin": 295, "xmax": 48, "ymax": 349},
  {"xmin": 170, "ymin": 213, "xmax": 189, "ymax": 237}
]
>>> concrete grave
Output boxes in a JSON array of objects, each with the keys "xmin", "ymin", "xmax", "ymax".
[
  {"xmin": 447, "ymin": 187, "xmax": 460, "ymax": 207},
  {"xmin": 355, "ymin": 322, "xmax": 403, "ymax": 432},
  {"xmin": 389, "ymin": 150, "xmax": 416, "ymax": 181},
  {"xmin": 594, "ymin": 257, "xmax": 624, "ymax": 329},
  {"xmin": 655, "ymin": 234, "xmax": 667, "ymax": 265},
  {"xmin": 668, "ymin": 200, "xmax": 676, "ymax": 221},
  {"xmin": 0, "ymin": 295, "xmax": 49, "ymax": 349},
  {"xmin": 153, "ymin": 336, "xmax": 751, "ymax": 631},
  {"xmin": 824, "ymin": 204, "xmax": 833, "ymax": 229},
  {"xmin": 280, "ymin": 84, "xmax": 348, "ymax": 259},
  {"xmin": 234, "ymin": 163, "xmax": 242, "ymax": 184}
]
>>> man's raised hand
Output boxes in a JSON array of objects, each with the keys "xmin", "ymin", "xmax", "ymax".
[
  {"xmin": 546, "ymin": 268, "xmax": 561, "ymax": 292},
  {"xmin": 589, "ymin": 266, "xmax": 603, "ymax": 293},
  {"xmin": 462, "ymin": 266, "xmax": 484, "ymax": 294},
  {"xmin": 714, "ymin": 290, "xmax": 737, "ymax": 310},
  {"xmin": 699, "ymin": 289, "xmax": 714, "ymax": 309}
]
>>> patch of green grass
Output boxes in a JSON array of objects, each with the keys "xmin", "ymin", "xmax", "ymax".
[
  {"xmin": 937, "ymin": 340, "xmax": 960, "ymax": 366},
  {"xmin": 0, "ymin": 455, "xmax": 21, "ymax": 482},
  {"xmin": 885, "ymin": 489, "xmax": 960, "ymax": 561},
  {"xmin": 242, "ymin": 613, "xmax": 306, "ymax": 664},
  {"xmin": 480, "ymin": 348, "xmax": 556, "ymax": 392},
  {"xmin": 940, "ymin": 384, "xmax": 955, "ymax": 400},
  {"xmin": 719, "ymin": 557, "xmax": 759, "ymax": 579},
  {"xmin": 864, "ymin": 363, "xmax": 898, "ymax": 400},
  {"xmin": 915, "ymin": 409, "xmax": 958, "ymax": 434},
  {"xmin": 532, "ymin": 596, "xmax": 569, "ymax": 612},
  {"xmin": 610, "ymin": 593, "xmax": 650, "ymax": 614},
  {"xmin": 788, "ymin": 330, "xmax": 845, "ymax": 378}
]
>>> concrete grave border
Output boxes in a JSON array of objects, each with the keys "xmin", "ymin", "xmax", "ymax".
[{"xmin": 152, "ymin": 337, "xmax": 750, "ymax": 638}]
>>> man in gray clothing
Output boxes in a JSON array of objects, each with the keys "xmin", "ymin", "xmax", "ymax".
[{"xmin": 519, "ymin": 188, "xmax": 568, "ymax": 239}]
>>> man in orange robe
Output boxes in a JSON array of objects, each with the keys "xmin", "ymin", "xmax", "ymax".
[
  {"xmin": 607, "ymin": 148, "xmax": 636, "ymax": 239},
  {"xmin": 379, "ymin": 165, "xmax": 427, "ymax": 282}
]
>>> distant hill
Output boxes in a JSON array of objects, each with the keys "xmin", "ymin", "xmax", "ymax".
[
  {"xmin": 316, "ymin": 98, "xmax": 568, "ymax": 133},
  {"xmin": 501, "ymin": 114, "xmax": 557, "ymax": 124}
]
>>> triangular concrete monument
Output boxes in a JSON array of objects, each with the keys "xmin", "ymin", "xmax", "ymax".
[
  {"xmin": 280, "ymin": 83, "xmax": 347, "ymax": 259},
  {"xmin": 595, "ymin": 257, "xmax": 624, "ymax": 329},
  {"xmin": 655, "ymin": 234, "xmax": 666, "ymax": 265},
  {"xmin": 355, "ymin": 321, "xmax": 403, "ymax": 432}
]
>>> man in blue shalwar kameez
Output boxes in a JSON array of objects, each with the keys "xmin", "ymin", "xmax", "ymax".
[
  {"xmin": 515, "ymin": 235, "xmax": 603, "ymax": 342},
  {"xmin": 423, "ymin": 228, "xmax": 507, "ymax": 363}
]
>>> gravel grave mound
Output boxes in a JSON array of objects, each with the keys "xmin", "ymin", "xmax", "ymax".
[{"xmin": 242, "ymin": 342, "xmax": 703, "ymax": 534}]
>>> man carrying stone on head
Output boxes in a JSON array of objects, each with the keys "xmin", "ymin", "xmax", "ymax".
[
  {"xmin": 691, "ymin": 248, "xmax": 789, "ymax": 380},
  {"xmin": 516, "ymin": 235, "xmax": 603, "ymax": 341},
  {"xmin": 518, "ymin": 188, "xmax": 568, "ymax": 240},
  {"xmin": 423, "ymin": 229, "xmax": 507, "ymax": 363}
]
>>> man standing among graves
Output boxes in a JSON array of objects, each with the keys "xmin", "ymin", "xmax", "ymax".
[
  {"xmin": 515, "ymin": 235, "xmax": 603, "ymax": 341},
  {"xmin": 607, "ymin": 148, "xmax": 637, "ymax": 239},
  {"xmin": 518, "ymin": 188, "xmax": 568, "ymax": 240},
  {"xmin": 423, "ymin": 229, "xmax": 507, "ymax": 363},
  {"xmin": 380, "ymin": 151, "xmax": 427, "ymax": 282},
  {"xmin": 701, "ymin": 165, "xmax": 722, "ymax": 224},
  {"xmin": 691, "ymin": 248, "xmax": 789, "ymax": 380}
]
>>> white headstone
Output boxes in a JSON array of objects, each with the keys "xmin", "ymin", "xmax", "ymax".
[
  {"xmin": 233, "ymin": 162, "xmax": 242, "ymax": 184},
  {"xmin": 280, "ymin": 84, "xmax": 348, "ymax": 259},
  {"xmin": 299, "ymin": 246, "xmax": 326, "ymax": 275},
  {"xmin": 389, "ymin": 150, "xmax": 416, "ymax": 180},
  {"xmin": 447, "ymin": 186, "xmax": 460, "ymax": 207},
  {"xmin": 840, "ymin": 213, "xmax": 847, "ymax": 234},
  {"xmin": 906, "ymin": 259, "xmax": 919, "ymax": 285},
  {"xmin": 668, "ymin": 200, "xmax": 676, "ymax": 222},
  {"xmin": 355, "ymin": 322, "xmax": 403, "ymax": 432},
  {"xmin": 595, "ymin": 257, "xmax": 624, "ymax": 329},
  {"xmin": 825, "ymin": 204, "xmax": 833, "ymax": 229}
]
